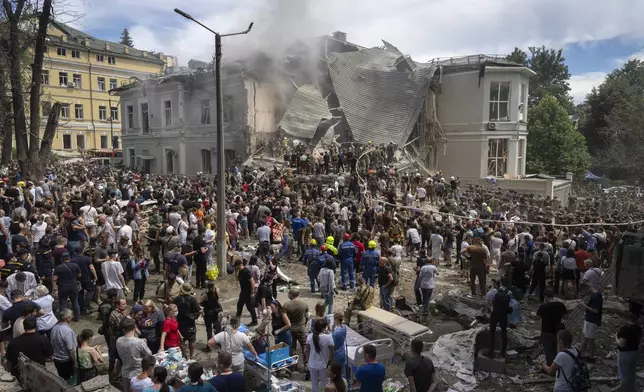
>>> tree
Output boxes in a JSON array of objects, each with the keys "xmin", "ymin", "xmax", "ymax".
[
  {"xmin": 2, "ymin": 0, "xmax": 60, "ymax": 179},
  {"xmin": 580, "ymin": 60, "xmax": 644, "ymax": 180},
  {"xmin": 526, "ymin": 95, "xmax": 590, "ymax": 176},
  {"xmin": 506, "ymin": 46, "xmax": 573, "ymax": 111},
  {"xmin": 120, "ymin": 28, "xmax": 134, "ymax": 47}
]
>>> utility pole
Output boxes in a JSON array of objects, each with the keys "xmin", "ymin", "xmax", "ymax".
[{"xmin": 174, "ymin": 8, "xmax": 253, "ymax": 274}]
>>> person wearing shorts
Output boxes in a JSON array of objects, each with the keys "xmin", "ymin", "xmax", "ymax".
[
  {"xmin": 579, "ymin": 282, "xmax": 602, "ymax": 362},
  {"xmin": 173, "ymin": 283, "xmax": 199, "ymax": 359}
]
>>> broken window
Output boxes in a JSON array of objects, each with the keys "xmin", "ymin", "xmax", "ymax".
[
  {"xmin": 201, "ymin": 99, "xmax": 211, "ymax": 125},
  {"xmin": 488, "ymin": 138, "xmax": 508, "ymax": 177},
  {"xmin": 489, "ymin": 81, "xmax": 510, "ymax": 121}
]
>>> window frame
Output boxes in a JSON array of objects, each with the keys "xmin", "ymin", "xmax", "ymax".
[
  {"xmin": 72, "ymin": 73, "xmax": 82, "ymax": 88},
  {"xmin": 109, "ymin": 78, "xmax": 117, "ymax": 90},
  {"xmin": 163, "ymin": 100, "xmax": 172, "ymax": 127},
  {"xmin": 517, "ymin": 138, "xmax": 525, "ymax": 176},
  {"xmin": 76, "ymin": 134, "xmax": 85, "ymax": 150},
  {"xmin": 41, "ymin": 101, "xmax": 52, "ymax": 117},
  {"xmin": 62, "ymin": 134, "xmax": 72, "ymax": 149},
  {"xmin": 100, "ymin": 135, "xmax": 108, "ymax": 149},
  {"xmin": 201, "ymin": 99, "xmax": 211, "ymax": 125},
  {"xmin": 108, "ymin": 56, "xmax": 116, "ymax": 64},
  {"xmin": 96, "ymin": 54, "xmax": 104, "ymax": 62},
  {"xmin": 487, "ymin": 138, "xmax": 509, "ymax": 177},
  {"xmin": 60, "ymin": 103, "xmax": 70, "ymax": 119},
  {"xmin": 140, "ymin": 102, "xmax": 150, "ymax": 133},
  {"xmin": 74, "ymin": 104, "xmax": 84, "ymax": 119},
  {"xmin": 201, "ymin": 149, "xmax": 212, "ymax": 174},
  {"xmin": 57, "ymin": 47, "xmax": 66, "ymax": 56},
  {"xmin": 97, "ymin": 77, "xmax": 106, "ymax": 91},
  {"xmin": 71, "ymin": 49, "xmax": 81, "ymax": 59},
  {"xmin": 59, "ymin": 72, "xmax": 68, "ymax": 86},
  {"xmin": 126, "ymin": 105, "xmax": 134, "ymax": 129},
  {"xmin": 110, "ymin": 106, "xmax": 118, "ymax": 121},
  {"xmin": 98, "ymin": 105, "xmax": 107, "ymax": 121},
  {"xmin": 41, "ymin": 70, "xmax": 49, "ymax": 85},
  {"xmin": 489, "ymin": 81, "xmax": 511, "ymax": 122}
]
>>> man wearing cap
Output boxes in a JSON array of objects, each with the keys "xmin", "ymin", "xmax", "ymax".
[
  {"xmin": 339, "ymin": 233, "xmax": 357, "ymax": 290},
  {"xmin": 173, "ymin": 283, "xmax": 200, "ymax": 359},
  {"xmin": 234, "ymin": 259, "xmax": 257, "ymax": 327},
  {"xmin": 53, "ymin": 251, "xmax": 82, "ymax": 321}
]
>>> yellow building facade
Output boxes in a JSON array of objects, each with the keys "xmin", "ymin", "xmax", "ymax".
[{"xmin": 42, "ymin": 21, "xmax": 173, "ymax": 151}]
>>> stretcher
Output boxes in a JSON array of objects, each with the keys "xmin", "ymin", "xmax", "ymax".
[{"xmin": 355, "ymin": 306, "xmax": 432, "ymax": 353}]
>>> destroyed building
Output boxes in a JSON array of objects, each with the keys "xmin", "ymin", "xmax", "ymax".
[{"xmin": 113, "ymin": 31, "xmax": 571, "ymax": 201}]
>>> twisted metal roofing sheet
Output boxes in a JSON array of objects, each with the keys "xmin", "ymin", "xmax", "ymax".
[{"xmin": 278, "ymin": 84, "xmax": 330, "ymax": 140}]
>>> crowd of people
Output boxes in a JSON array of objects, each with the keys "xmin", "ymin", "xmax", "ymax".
[{"xmin": 0, "ymin": 143, "xmax": 639, "ymax": 392}]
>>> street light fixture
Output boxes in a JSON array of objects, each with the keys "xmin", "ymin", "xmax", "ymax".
[{"xmin": 174, "ymin": 8, "xmax": 253, "ymax": 274}]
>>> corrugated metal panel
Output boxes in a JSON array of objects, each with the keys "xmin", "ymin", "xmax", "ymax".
[
  {"xmin": 327, "ymin": 48, "xmax": 436, "ymax": 146},
  {"xmin": 278, "ymin": 84, "xmax": 330, "ymax": 140}
]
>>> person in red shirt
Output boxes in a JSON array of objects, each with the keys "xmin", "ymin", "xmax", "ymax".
[
  {"xmin": 574, "ymin": 244, "xmax": 591, "ymax": 294},
  {"xmin": 352, "ymin": 233, "xmax": 366, "ymax": 273},
  {"xmin": 160, "ymin": 304, "xmax": 182, "ymax": 351}
]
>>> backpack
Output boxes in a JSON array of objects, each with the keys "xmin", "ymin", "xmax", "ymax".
[
  {"xmin": 97, "ymin": 303, "xmax": 113, "ymax": 335},
  {"xmin": 561, "ymin": 349, "xmax": 591, "ymax": 392},
  {"xmin": 492, "ymin": 288, "xmax": 511, "ymax": 315}
]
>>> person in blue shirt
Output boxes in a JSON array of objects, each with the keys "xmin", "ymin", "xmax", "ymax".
[
  {"xmin": 291, "ymin": 212, "xmax": 309, "ymax": 258},
  {"xmin": 332, "ymin": 312, "xmax": 348, "ymax": 380},
  {"xmin": 303, "ymin": 240, "xmax": 321, "ymax": 293},
  {"xmin": 210, "ymin": 352, "xmax": 245, "ymax": 392},
  {"xmin": 338, "ymin": 234, "xmax": 357, "ymax": 290},
  {"xmin": 354, "ymin": 344, "xmax": 385, "ymax": 392},
  {"xmin": 361, "ymin": 241, "xmax": 380, "ymax": 287}
]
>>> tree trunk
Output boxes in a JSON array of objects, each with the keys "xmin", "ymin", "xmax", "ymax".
[
  {"xmin": 36, "ymin": 102, "xmax": 60, "ymax": 178},
  {"xmin": 2, "ymin": 0, "xmax": 29, "ymax": 175},
  {"xmin": 0, "ymin": 67, "xmax": 12, "ymax": 166},
  {"xmin": 28, "ymin": 0, "xmax": 53, "ymax": 162}
]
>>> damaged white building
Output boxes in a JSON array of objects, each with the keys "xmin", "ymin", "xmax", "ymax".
[{"xmin": 114, "ymin": 31, "xmax": 571, "ymax": 201}]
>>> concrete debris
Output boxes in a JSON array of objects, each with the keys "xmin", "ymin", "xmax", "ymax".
[{"xmin": 430, "ymin": 327, "xmax": 483, "ymax": 389}]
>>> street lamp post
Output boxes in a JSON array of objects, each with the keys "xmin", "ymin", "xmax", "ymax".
[{"xmin": 174, "ymin": 8, "xmax": 253, "ymax": 274}]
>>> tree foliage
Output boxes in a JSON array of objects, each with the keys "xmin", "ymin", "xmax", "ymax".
[
  {"xmin": 526, "ymin": 95, "xmax": 590, "ymax": 176},
  {"xmin": 120, "ymin": 27, "xmax": 134, "ymax": 47},
  {"xmin": 579, "ymin": 60, "xmax": 644, "ymax": 180},
  {"xmin": 506, "ymin": 46, "xmax": 573, "ymax": 111}
]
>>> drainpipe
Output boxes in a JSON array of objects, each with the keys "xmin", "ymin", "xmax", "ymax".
[{"xmin": 88, "ymin": 48, "xmax": 96, "ymax": 149}]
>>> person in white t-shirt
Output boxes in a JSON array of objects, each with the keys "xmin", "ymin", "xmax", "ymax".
[
  {"xmin": 208, "ymin": 316, "xmax": 257, "ymax": 374},
  {"xmin": 540, "ymin": 329, "xmax": 579, "ymax": 392},
  {"xmin": 406, "ymin": 227, "xmax": 422, "ymax": 256},
  {"xmin": 416, "ymin": 187, "xmax": 426, "ymax": 204},
  {"xmin": 430, "ymin": 232, "xmax": 443, "ymax": 262},
  {"xmin": 490, "ymin": 232, "xmax": 503, "ymax": 267},
  {"xmin": 418, "ymin": 262, "xmax": 438, "ymax": 315},
  {"xmin": 79, "ymin": 204, "xmax": 98, "ymax": 237},
  {"xmin": 101, "ymin": 249, "xmax": 127, "ymax": 296},
  {"xmin": 117, "ymin": 218, "xmax": 133, "ymax": 246},
  {"xmin": 306, "ymin": 318, "xmax": 334, "ymax": 392},
  {"xmin": 389, "ymin": 242, "xmax": 404, "ymax": 262}
]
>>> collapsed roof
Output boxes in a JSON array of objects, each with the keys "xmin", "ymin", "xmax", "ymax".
[{"xmin": 278, "ymin": 40, "xmax": 437, "ymax": 147}]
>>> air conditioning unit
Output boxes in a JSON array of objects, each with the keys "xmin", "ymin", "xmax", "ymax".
[{"xmin": 487, "ymin": 122, "xmax": 497, "ymax": 131}]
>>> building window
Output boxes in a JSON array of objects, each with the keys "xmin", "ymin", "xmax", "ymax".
[
  {"xmin": 110, "ymin": 106, "xmax": 118, "ymax": 121},
  {"xmin": 44, "ymin": 45, "xmax": 48, "ymax": 53},
  {"xmin": 96, "ymin": 54, "xmax": 104, "ymax": 62},
  {"xmin": 223, "ymin": 95, "xmax": 234, "ymax": 123},
  {"xmin": 126, "ymin": 105, "xmax": 134, "ymax": 128},
  {"xmin": 76, "ymin": 134, "xmax": 85, "ymax": 150},
  {"xmin": 100, "ymin": 135, "xmax": 108, "ymax": 149},
  {"xmin": 97, "ymin": 77, "xmax": 105, "ymax": 91},
  {"xmin": 201, "ymin": 150, "xmax": 212, "ymax": 174},
  {"xmin": 98, "ymin": 105, "xmax": 107, "ymax": 120},
  {"xmin": 519, "ymin": 83, "xmax": 527, "ymax": 122},
  {"xmin": 63, "ymin": 134, "xmax": 72, "ymax": 149},
  {"xmin": 41, "ymin": 101, "xmax": 51, "ymax": 117},
  {"xmin": 163, "ymin": 100, "xmax": 172, "ymax": 127},
  {"xmin": 72, "ymin": 74, "xmax": 82, "ymax": 88},
  {"xmin": 109, "ymin": 78, "xmax": 117, "ymax": 90},
  {"xmin": 140, "ymin": 103, "xmax": 149, "ymax": 133},
  {"xmin": 487, "ymin": 138, "xmax": 508, "ymax": 177},
  {"xmin": 60, "ymin": 103, "xmax": 70, "ymax": 119},
  {"xmin": 41, "ymin": 71, "xmax": 49, "ymax": 85},
  {"xmin": 518, "ymin": 139, "xmax": 525, "ymax": 176},
  {"xmin": 59, "ymin": 72, "xmax": 68, "ymax": 86},
  {"xmin": 166, "ymin": 150, "xmax": 174, "ymax": 173},
  {"xmin": 489, "ymin": 81, "xmax": 510, "ymax": 122},
  {"xmin": 108, "ymin": 56, "xmax": 116, "ymax": 64},
  {"xmin": 74, "ymin": 104, "xmax": 84, "ymax": 119},
  {"xmin": 71, "ymin": 49, "xmax": 80, "ymax": 58},
  {"xmin": 128, "ymin": 148, "xmax": 136, "ymax": 168},
  {"xmin": 201, "ymin": 99, "xmax": 211, "ymax": 125},
  {"xmin": 57, "ymin": 47, "xmax": 66, "ymax": 56}
]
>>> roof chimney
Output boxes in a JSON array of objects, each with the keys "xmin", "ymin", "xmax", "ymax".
[
  {"xmin": 332, "ymin": 31, "xmax": 347, "ymax": 42},
  {"xmin": 61, "ymin": 35, "xmax": 67, "ymax": 42},
  {"xmin": 105, "ymin": 43, "xmax": 111, "ymax": 51},
  {"xmin": 83, "ymin": 38, "xmax": 90, "ymax": 46},
  {"xmin": 124, "ymin": 47, "xmax": 130, "ymax": 54},
  {"xmin": 142, "ymin": 51, "xmax": 148, "ymax": 57}
]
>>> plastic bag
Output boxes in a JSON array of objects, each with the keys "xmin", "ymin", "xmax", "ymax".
[{"xmin": 206, "ymin": 264, "xmax": 219, "ymax": 281}]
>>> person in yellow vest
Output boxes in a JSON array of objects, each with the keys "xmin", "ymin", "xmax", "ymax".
[{"xmin": 325, "ymin": 236, "xmax": 338, "ymax": 256}]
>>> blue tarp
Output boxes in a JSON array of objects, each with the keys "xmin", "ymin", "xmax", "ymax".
[{"xmin": 585, "ymin": 171, "xmax": 602, "ymax": 181}]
